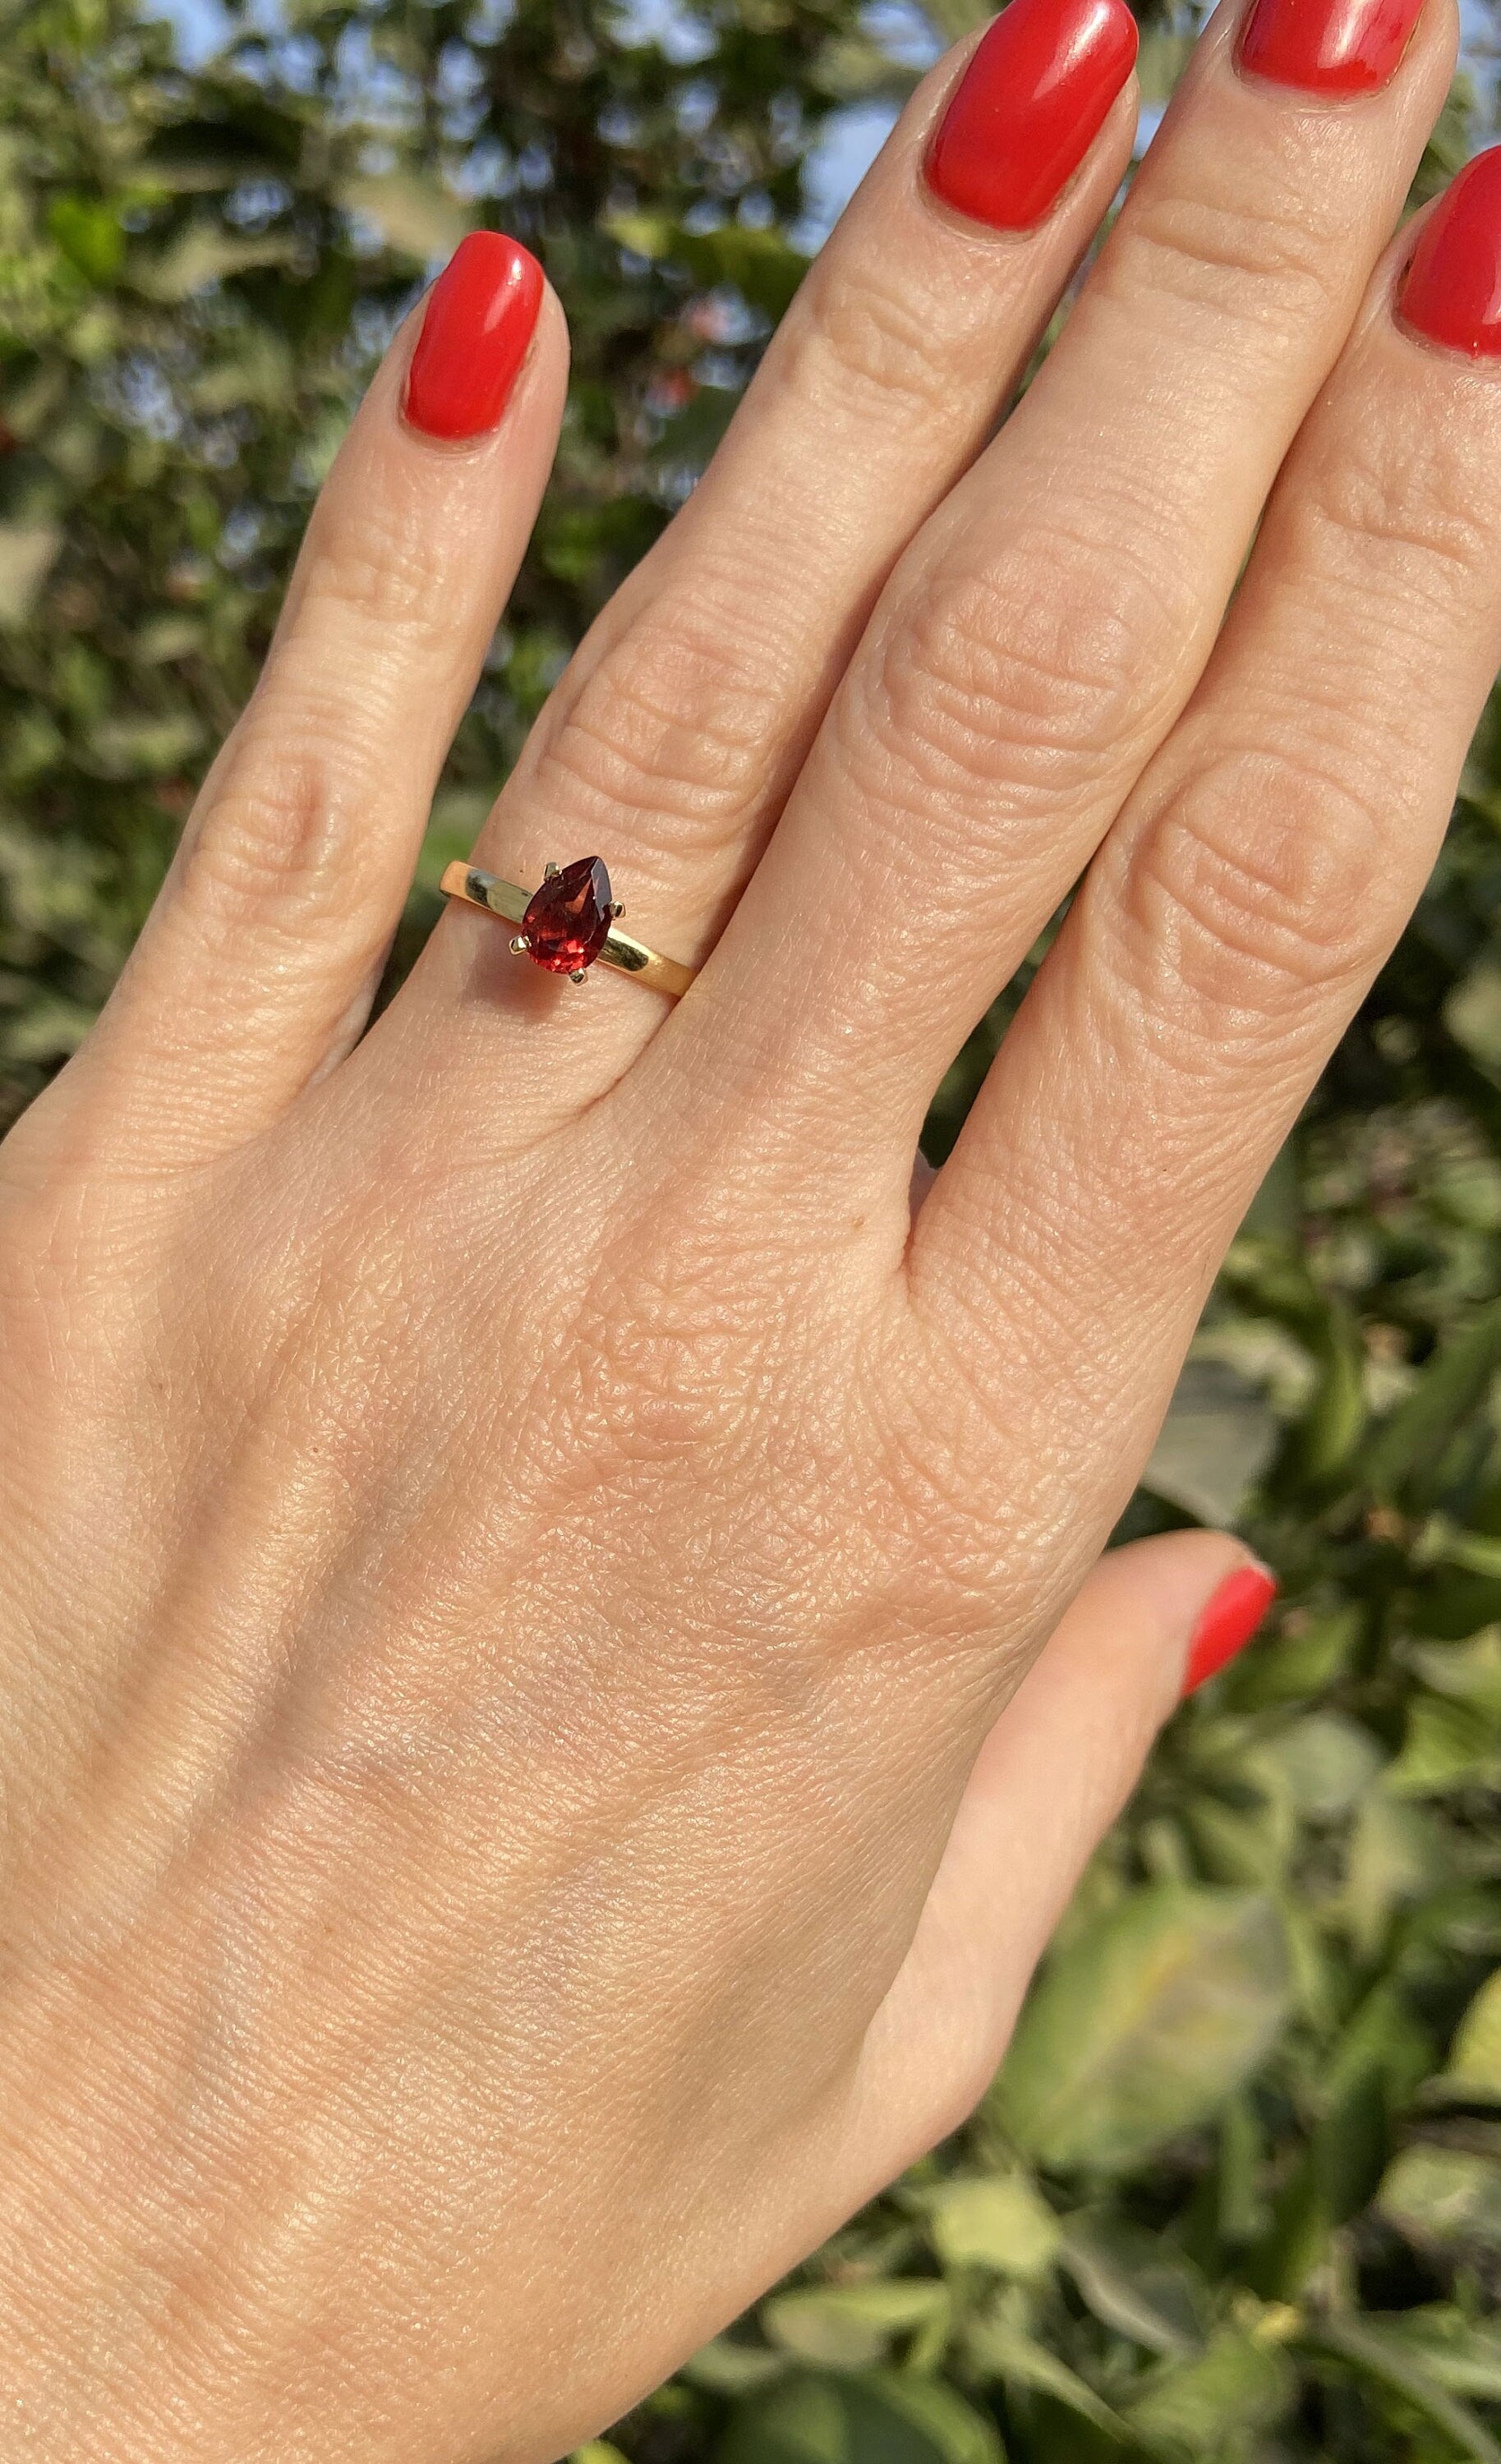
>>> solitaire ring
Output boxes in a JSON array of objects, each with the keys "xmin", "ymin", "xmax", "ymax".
[{"xmin": 440, "ymin": 857, "xmax": 697, "ymax": 1000}]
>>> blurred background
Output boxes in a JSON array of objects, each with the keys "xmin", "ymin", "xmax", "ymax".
[{"xmin": 4, "ymin": 0, "xmax": 1501, "ymax": 2453}]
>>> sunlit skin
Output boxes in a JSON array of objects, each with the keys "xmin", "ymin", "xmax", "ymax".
[{"xmin": 2, "ymin": 0, "xmax": 1501, "ymax": 2453}]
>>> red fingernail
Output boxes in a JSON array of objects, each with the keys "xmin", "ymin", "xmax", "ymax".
[
  {"xmin": 925, "ymin": 0, "xmax": 1139, "ymax": 233},
  {"xmin": 1181, "ymin": 1565, "xmax": 1278, "ymax": 1699},
  {"xmin": 1398, "ymin": 148, "xmax": 1501, "ymax": 361},
  {"xmin": 404, "ymin": 231, "xmax": 544, "ymax": 441},
  {"xmin": 1238, "ymin": 0, "xmax": 1425, "ymax": 96}
]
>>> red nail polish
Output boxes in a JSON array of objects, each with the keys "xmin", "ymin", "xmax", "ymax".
[
  {"xmin": 1238, "ymin": 0, "xmax": 1425, "ymax": 96},
  {"xmin": 404, "ymin": 231, "xmax": 545, "ymax": 440},
  {"xmin": 925, "ymin": 0, "xmax": 1139, "ymax": 233},
  {"xmin": 1181, "ymin": 1565, "xmax": 1278, "ymax": 1699},
  {"xmin": 1398, "ymin": 148, "xmax": 1501, "ymax": 361}
]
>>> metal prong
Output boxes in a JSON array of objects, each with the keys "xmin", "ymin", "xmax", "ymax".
[
  {"xmin": 610, "ymin": 901, "xmax": 624, "ymax": 918},
  {"xmin": 543, "ymin": 862, "xmax": 560, "ymax": 880},
  {"xmin": 509, "ymin": 935, "xmax": 530, "ymax": 955},
  {"xmin": 569, "ymin": 968, "xmax": 589, "ymax": 986}
]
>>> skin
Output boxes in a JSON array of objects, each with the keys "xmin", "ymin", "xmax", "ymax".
[{"xmin": 2, "ymin": 0, "xmax": 1499, "ymax": 2451}]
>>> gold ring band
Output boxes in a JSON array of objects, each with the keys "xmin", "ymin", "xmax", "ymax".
[{"xmin": 440, "ymin": 859, "xmax": 696, "ymax": 1002}]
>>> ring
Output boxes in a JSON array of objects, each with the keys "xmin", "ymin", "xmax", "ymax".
[{"xmin": 440, "ymin": 857, "xmax": 696, "ymax": 1001}]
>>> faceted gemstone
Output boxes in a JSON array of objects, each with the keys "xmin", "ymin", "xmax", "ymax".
[{"xmin": 520, "ymin": 856, "xmax": 613, "ymax": 974}]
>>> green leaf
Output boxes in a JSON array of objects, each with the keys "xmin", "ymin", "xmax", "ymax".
[
  {"xmin": 337, "ymin": 174, "xmax": 472, "ymax": 264},
  {"xmin": 1295, "ymin": 1299, "xmax": 1366, "ymax": 1486},
  {"xmin": 721, "ymin": 2377, "xmax": 849, "ymax": 2464},
  {"xmin": 1126, "ymin": 2330, "xmax": 1297, "ymax": 2454},
  {"xmin": 1386, "ymin": 1694, "xmax": 1501, "ymax": 1796},
  {"xmin": 1378, "ymin": 2144, "xmax": 1501, "ymax": 2252},
  {"xmin": 1305, "ymin": 2315, "xmax": 1501, "ymax": 2464},
  {"xmin": 809, "ymin": 31, "xmax": 916, "ymax": 100},
  {"xmin": 913, "ymin": 2175, "xmax": 1061, "ymax": 2280},
  {"xmin": 762, "ymin": 2283, "xmax": 950, "ymax": 2370},
  {"xmin": 1407, "ymin": 1628, "xmax": 1501, "ymax": 1716},
  {"xmin": 1224, "ymin": 1602, "xmax": 1361, "ymax": 1709},
  {"xmin": 1445, "ymin": 961, "xmax": 1501, "ymax": 1072},
  {"xmin": 0, "ymin": 524, "xmax": 61, "ymax": 627},
  {"xmin": 1057, "ymin": 2218, "xmax": 1204, "ymax": 2357},
  {"xmin": 1249, "ymin": 1711, "xmax": 1384, "ymax": 1822},
  {"xmin": 918, "ymin": 0, "xmax": 991, "ymax": 39},
  {"xmin": 964, "ymin": 2310, "xmax": 1131, "ymax": 2443},
  {"xmin": 853, "ymin": 2374, "xmax": 1005, "ymax": 2464},
  {"xmin": 683, "ymin": 2336, "xmax": 789, "ymax": 2393},
  {"xmin": 673, "ymin": 224, "xmax": 809, "ymax": 320},
  {"xmin": 1356, "ymin": 2307, "xmax": 1501, "ymax": 2403},
  {"xmin": 46, "ymin": 194, "xmax": 124, "ymax": 284},
  {"xmin": 1364, "ymin": 1299, "xmax": 1501, "ymax": 1496},
  {"xmin": 721, "ymin": 2372, "xmax": 1003, "ymax": 2464},
  {"xmin": 992, "ymin": 1887, "xmax": 1292, "ymax": 2172},
  {"xmin": 1442, "ymin": 1966, "xmax": 1501, "ymax": 2097},
  {"xmin": 1342, "ymin": 1792, "xmax": 1447, "ymax": 1957},
  {"xmin": 140, "ymin": 219, "xmax": 298, "ymax": 301},
  {"xmin": 1134, "ymin": 29, "xmax": 1199, "ymax": 101},
  {"xmin": 86, "ymin": 713, "xmax": 205, "ymax": 779},
  {"xmin": 1144, "ymin": 1355, "xmax": 1278, "ymax": 1528}
]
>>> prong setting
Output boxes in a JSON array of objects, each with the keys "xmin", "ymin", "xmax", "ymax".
[
  {"xmin": 543, "ymin": 861, "xmax": 560, "ymax": 880},
  {"xmin": 438, "ymin": 858, "xmax": 694, "ymax": 1000}
]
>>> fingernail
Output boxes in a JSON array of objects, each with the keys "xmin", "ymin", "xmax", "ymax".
[
  {"xmin": 1398, "ymin": 147, "xmax": 1501, "ymax": 361},
  {"xmin": 1238, "ymin": 0, "xmax": 1425, "ymax": 96},
  {"xmin": 924, "ymin": 0, "xmax": 1139, "ymax": 233},
  {"xmin": 404, "ymin": 231, "xmax": 545, "ymax": 441},
  {"xmin": 1180, "ymin": 1564, "xmax": 1278, "ymax": 1699}
]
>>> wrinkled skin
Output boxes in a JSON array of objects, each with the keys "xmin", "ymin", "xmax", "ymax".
[{"xmin": 2, "ymin": 2, "xmax": 1500, "ymax": 2453}]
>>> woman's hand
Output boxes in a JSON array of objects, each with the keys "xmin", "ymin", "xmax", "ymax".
[{"xmin": 3, "ymin": 0, "xmax": 1499, "ymax": 2448}]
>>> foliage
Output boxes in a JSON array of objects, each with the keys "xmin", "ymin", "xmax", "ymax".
[{"xmin": 2, "ymin": 0, "xmax": 1501, "ymax": 2454}]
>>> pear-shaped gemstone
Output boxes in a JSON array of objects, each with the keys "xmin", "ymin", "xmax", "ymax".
[{"xmin": 520, "ymin": 857, "xmax": 613, "ymax": 974}]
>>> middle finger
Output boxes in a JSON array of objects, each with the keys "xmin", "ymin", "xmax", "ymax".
[{"xmin": 659, "ymin": 0, "xmax": 1454, "ymax": 1183}]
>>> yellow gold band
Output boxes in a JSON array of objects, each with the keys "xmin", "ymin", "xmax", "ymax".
[{"xmin": 440, "ymin": 862, "xmax": 696, "ymax": 1001}]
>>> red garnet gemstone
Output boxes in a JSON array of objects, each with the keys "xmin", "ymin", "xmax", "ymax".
[{"xmin": 520, "ymin": 857, "xmax": 614, "ymax": 974}]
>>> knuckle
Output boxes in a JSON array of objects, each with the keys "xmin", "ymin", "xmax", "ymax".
[
  {"xmin": 1110, "ymin": 177, "xmax": 1339, "ymax": 341},
  {"xmin": 532, "ymin": 585, "xmax": 790, "ymax": 857},
  {"xmin": 1297, "ymin": 419, "xmax": 1497, "ymax": 602},
  {"xmin": 179, "ymin": 755, "xmax": 339, "ymax": 935},
  {"xmin": 176, "ymin": 725, "xmax": 386, "ymax": 947},
  {"xmin": 853, "ymin": 526, "xmax": 1177, "ymax": 811},
  {"xmin": 1119, "ymin": 742, "xmax": 1391, "ymax": 1023},
  {"xmin": 296, "ymin": 508, "xmax": 457, "ymax": 652},
  {"xmin": 786, "ymin": 255, "xmax": 965, "ymax": 426}
]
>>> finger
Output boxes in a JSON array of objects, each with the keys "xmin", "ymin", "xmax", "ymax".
[
  {"xmin": 654, "ymin": 0, "xmax": 1454, "ymax": 1186},
  {"xmin": 381, "ymin": 0, "xmax": 1139, "ymax": 1124},
  {"xmin": 845, "ymin": 1536, "xmax": 1273, "ymax": 2172},
  {"xmin": 914, "ymin": 157, "xmax": 1501, "ymax": 1565},
  {"xmin": 58, "ymin": 236, "xmax": 566, "ymax": 1168}
]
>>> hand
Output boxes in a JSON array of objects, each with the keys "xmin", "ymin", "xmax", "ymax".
[{"xmin": 2, "ymin": 0, "xmax": 1499, "ymax": 2448}]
